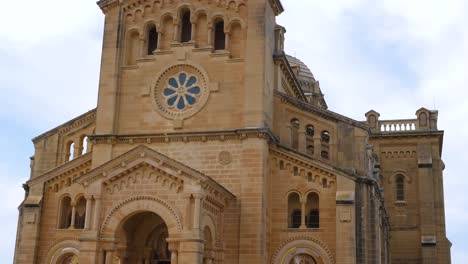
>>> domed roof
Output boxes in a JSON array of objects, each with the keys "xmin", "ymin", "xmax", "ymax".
[{"xmin": 286, "ymin": 55, "xmax": 316, "ymax": 84}]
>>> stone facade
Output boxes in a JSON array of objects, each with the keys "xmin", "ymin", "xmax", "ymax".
[{"xmin": 13, "ymin": 1, "xmax": 451, "ymax": 263}]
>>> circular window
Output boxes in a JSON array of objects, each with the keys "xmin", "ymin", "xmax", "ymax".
[{"xmin": 153, "ymin": 64, "xmax": 209, "ymax": 120}]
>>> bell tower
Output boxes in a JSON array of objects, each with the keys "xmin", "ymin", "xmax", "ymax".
[{"xmin": 94, "ymin": 0, "xmax": 284, "ymax": 162}]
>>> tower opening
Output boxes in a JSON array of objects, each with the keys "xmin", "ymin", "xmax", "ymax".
[
  {"xmin": 214, "ymin": 21, "xmax": 225, "ymax": 50},
  {"xmin": 180, "ymin": 10, "xmax": 191, "ymax": 43}
]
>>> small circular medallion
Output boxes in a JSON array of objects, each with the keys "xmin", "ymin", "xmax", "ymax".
[
  {"xmin": 219, "ymin": 151, "xmax": 232, "ymax": 165},
  {"xmin": 153, "ymin": 64, "xmax": 209, "ymax": 120}
]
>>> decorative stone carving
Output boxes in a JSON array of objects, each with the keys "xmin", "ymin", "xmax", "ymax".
[{"xmin": 218, "ymin": 151, "xmax": 232, "ymax": 165}]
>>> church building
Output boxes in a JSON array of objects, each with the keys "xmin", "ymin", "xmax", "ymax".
[{"xmin": 13, "ymin": 0, "xmax": 451, "ymax": 263}]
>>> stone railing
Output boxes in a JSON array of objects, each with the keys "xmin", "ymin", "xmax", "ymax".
[
  {"xmin": 364, "ymin": 108, "xmax": 439, "ymax": 134},
  {"xmin": 379, "ymin": 119, "xmax": 417, "ymax": 132}
]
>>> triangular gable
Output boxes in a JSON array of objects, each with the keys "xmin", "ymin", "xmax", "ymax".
[{"xmin": 76, "ymin": 145, "xmax": 236, "ymax": 203}]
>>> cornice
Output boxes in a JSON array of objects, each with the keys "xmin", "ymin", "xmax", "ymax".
[
  {"xmin": 32, "ymin": 108, "xmax": 97, "ymax": 143},
  {"xmin": 89, "ymin": 127, "xmax": 278, "ymax": 145},
  {"xmin": 275, "ymin": 91, "xmax": 369, "ymax": 130},
  {"xmin": 274, "ymin": 53, "xmax": 307, "ymax": 101},
  {"xmin": 97, "ymin": 0, "xmax": 120, "ymax": 12},
  {"xmin": 268, "ymin": 0, "xmax": 284, "ymax": 15},
  {"xmin": 27, "ymin": 153, "xmax": 93, "ymax": 186}
]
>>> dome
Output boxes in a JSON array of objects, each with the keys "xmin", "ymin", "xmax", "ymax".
[{"xmin": 286, "ymin": 55, "xmax": 316, "ymax": 85}]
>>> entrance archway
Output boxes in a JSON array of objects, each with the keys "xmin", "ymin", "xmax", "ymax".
[
  {"xmin": 57, "ymin": 253, "xmax": 79, "ymax": 264},
  {"xmin": 289, "ymin": 254, "xmax": 317, "ymax": 264},
  {"xmin": 118, "ymin": 212, "xmax": 171, "ymax": 264}
]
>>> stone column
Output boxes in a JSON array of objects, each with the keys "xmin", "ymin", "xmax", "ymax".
[
  {"xmin": 225, "ymin": 32, "xmax": 230, "ymax": 50},
  {"xmin": 93, "ymin": 195, "xmax": 102, "ymax": 230},
  {"xmin": 169, "ymin": 242, "xmax": 179, "ymax": 264},
  {"xmin": 300, "ymin": 197, "xmax": 306, "ymax": 229},
  {"xmin": 74, "ymin": 145, "xmax": 83, "ymax": 159},
  {"xmin": 207, "ymin": 26, "xmax": 213, "ymax": 48},
  {"xmin": 298, "ymin": 130, "xmax": 306, "ymax": 154},
  {"xmin": 313, "ymin": 135, "xmax": 321, "ymax": 159},
  {"xmin": 193, "ymin": 193, "xmax": 204, "ymax": 230},
  {"xmin": 184, "ymin": 194, "xmax": 192, "ymax": 230},
  {"xmin": 191, "ymin": 22, "xmax": 196, "ymax": 42},
  {"xmin": 104, "ymin": 250, "xmax": 113, "ymax": 264},
  {"xmin": 156, "ymin": 30, "xmax": 162, "ymax": 50},
  {"xmin": 70, "ymin": 203, "xmax": 76, "ymax": 229},
  {"xmin": 173, "ymin": 22, "xmax": 179, "ymax": 42},
  {"xmin": 84, "ymin": 195, "xmax": 93, "ymax": 230}
]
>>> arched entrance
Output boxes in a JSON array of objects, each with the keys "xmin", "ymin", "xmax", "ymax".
[
  {"xmin": 56, "ymin": 253, "xmax": 79, "ymax": 264},
  {"xmin": 289, "ymin": 254, "xmax": 317, "ymax": 264},
  {"xmin": 117, "ymin": 212, "xmax": 171, "ymax": 264}
]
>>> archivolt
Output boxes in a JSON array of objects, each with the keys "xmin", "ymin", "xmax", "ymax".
[{"xmin": 99, "ymin": 195, "xmax": 183, "ymax": 239}]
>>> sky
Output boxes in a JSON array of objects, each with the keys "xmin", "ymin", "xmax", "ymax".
[{"xmin": 0, "ymin": 0, "xmax": 466, "ymax": 263}]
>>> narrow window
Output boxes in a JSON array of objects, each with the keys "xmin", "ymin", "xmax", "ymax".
[
  {"xmin": 68, "ymin": 142, "xmax": 75, "ymax": 161},
  {"xmin": 396, "ymin": 176, "xmax": 405, "ymax": 200},
  {"xmin": 180, "ymin": 10, "xmax": 191, "ymax": 43},
  {"xmin": 74, "ymin": 196, "xmax": 86, "ymax": 229},
  {"xmin": 306, "ymin": 192, "xmax": 319, "ymax": 228},
  {"xmin": 147, "ymin": 25, "xmax": 158, "ymax": 54},
  {"xmin": 290, "ymin": 119, "xmax": 300, "ymax": 150},
  {"xmin": 288, "ymin": 192, "xmax": 301, "ymax": 228},
  {"xmin": 306, "ymin": 145, "xmax": 314, "ymax": 156},
  {"xmin": 214, "ymin": 20, "xmax": 225, "ymax": 50},
  {"xmin": 321, "ymin": 130, "xmax": 330, "ymax": 143},
  {"xmin": 58, "ymin": 196, "xmax": 72, "ymax": 229},
  {"xmin": 321, "ymin": 151, "xmax": 329, "ymax": 160},
  {"xmin": 293, "ymin": 166, "xmax": 299, "ymax": 176},
  {"xmin": 81, "ymin": 136, "xmax": 89, "ymax": 155}
]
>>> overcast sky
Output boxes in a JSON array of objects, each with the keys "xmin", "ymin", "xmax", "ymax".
[{"xmin": 0, "ymin": 0, "xmax": 466, "ymax": 263}]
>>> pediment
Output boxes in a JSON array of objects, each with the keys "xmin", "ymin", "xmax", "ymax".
[{"xmin": 76, "ymin": 145, "xmax": 235, "ymax": 202}]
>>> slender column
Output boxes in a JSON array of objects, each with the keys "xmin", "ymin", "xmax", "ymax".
[
  {"xmin": 225, "ymin": 32, "xmax": 230, "ymax": 50},
  {"xmin": 84, "ymin": 195, "xmax": 93, "ymax": 230},
  {"xmin": 93, "ymin": 195, "xmax": 102, "ymax": 230},
  {"xmin": 193, "ymin": 193, "xmax": 204, "ymax": 230},
  {"xmin": 169, "ymin": 243, "xmax": 179, "ymax": 264},
  {"xmin": 207, "ymin": 26, "xmax": 213, "ymax": 48},
  {"xmin": 184, "ymin": 194, "xmax": 192, "ymax": 230},
  {"xmin": 74, "ymin": 145, "xmax": 83, "ymax": 158},
  {"xmin": 313, "ymin": 135, "xmax": 321, "ymax": 159},
  {"xmin": 105, "ymin": 250, "xmax": 114, "ymax": 264},
  {"xmin": 298, "ymin": 130, "xmax": 306, "ymax": 153},
  {"xmin": 300, "ymin": 197, "xmax": 306, "ymax": 229},
  {"xmin": 156, "ymin": 30, "xmax": 163, "ymax": 50},
  {"xmin": 173, "ymin": 23, "xmax": 179, "ymax": 42},
  {"xmin": 69, "ymin": 203, "xmax": 76, "ymax": 229},
  {"xmin": 190, "ymin": 22, "xmax": 196, "ymax": 42}
]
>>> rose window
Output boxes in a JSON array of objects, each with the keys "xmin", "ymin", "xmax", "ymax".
[
  {"xmin": 153, "ymin": 64, "xmax": 210, "ymax": 120},
  {"xmin": 163, "ymin": 73, "xmax": 201, "ymax": 111}
]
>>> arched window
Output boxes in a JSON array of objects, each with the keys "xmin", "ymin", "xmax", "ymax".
[
  {"xmin": 290, "ymin": 119, "xmax": 300, "ymax": 150},
  {"xmin": 288, "ymin": 192, "xmax": 301, "ymax": 228},
  {"xmin": 293, "ymin": 166, "xmax": 299, "ymax": 176},
  {"xmin": 147, "ymin": 25, "xmax": 158, "ymax": 55},
  {"xmin": 306, "ymin": 145, "xmax": 314, "ymax": 156},
  {"xmin": 214, "ymin": 20, "xmax": 225, "ymax": 50},
  {"xmin": 58, "ymin": 196, "xmax": 72, "ymax": 229},
  {"xmin": 321, "ymin": 151, "xmax": 329, "ymax": 160},
  {"xmin": 67, "ymin": 142, "xmax": 75, "ymax": 161},
  {"xmin": 306, "ymin": 125, "xmax": 314, "ymax": 137},
  {"xmin": 81, "ymin": 136, "xmax": 89, "ymax": 155},
  {"xmin": 229, "ymin": 22, "xmax": 243, "ymax": 58},
  {"xmin": 321, "ymin": 130, "xmax": 330, "ymax": 143},
  {"xmin": 180, "ymin": 10, "xmax": 192, "ymax": 43},
  {"xmin": 305, "ymin": 124, "xmax": 314, "ymax": 156},
  {"xmin": 126, "ymin": 30, "xmax": 140, "ymax": 65},
  {"xmin": 306, "ymin": 192, "xmax": 319, "ymax": 228},
  {"xmin": 74, "ymin": 196, "xmax": 86, "ymax": 229},
  {"xmin": 396, "ymin": 176, "xmax": 405, "ymax": 200}
]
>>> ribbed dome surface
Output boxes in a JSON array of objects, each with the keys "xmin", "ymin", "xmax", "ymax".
[{"xmin": 286, "ymin": 55, "xmax": 315, "ymax": 84}]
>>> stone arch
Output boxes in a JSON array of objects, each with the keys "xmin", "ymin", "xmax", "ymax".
[
  {"xmin": 43, "ymin": 238, "xmax": 80, "ymax": 264},
  {"xmin": 201, "ymin": 212, "xmax": 218, "ymax": 244},
  {"xmin": 388, "ymin": 170, "xmax": 412, "ymax": 184},
  {"xmin": 272, "ymin": 237, "xmax": 335, "ymax": 264},
  {"xmin": 99, "ymin": 195, "xmax": 183, "ymax": 239}
]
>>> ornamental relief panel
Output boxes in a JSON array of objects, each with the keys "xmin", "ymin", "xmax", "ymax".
[{"xmin": 104, "ymin": 166, "xmax": 184, "ymax": 195}]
